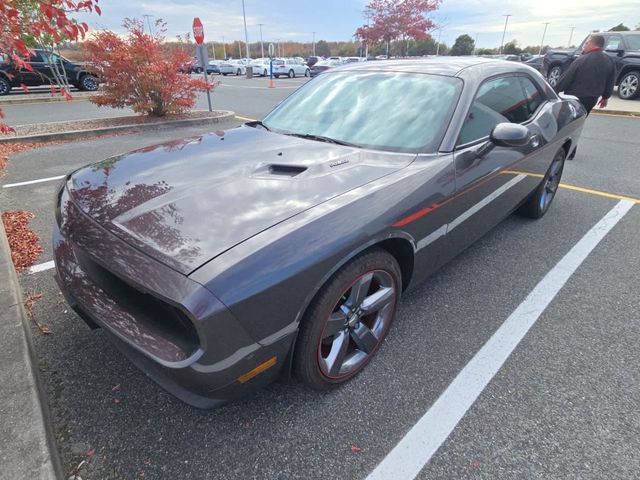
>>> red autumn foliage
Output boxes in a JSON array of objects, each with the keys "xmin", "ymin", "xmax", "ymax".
[
  {"xmin": 355, "ymin": 0, "xmax": 439, "ymax": 47},
  {"xmin": 1, "ymin": 210, "xmax": 43, "ymax": 272},
  {"xmin": 86, "ymin": 18, "xmax": 212, "ymax": 117},
  {"xmin": 0, "ymin": 0, "xmax": 101, "ymax": 133}
]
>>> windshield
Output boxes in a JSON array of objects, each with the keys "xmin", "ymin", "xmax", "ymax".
[{"xmin": 263, "ymin": 71, "xmax": 462, "ymax": 153}]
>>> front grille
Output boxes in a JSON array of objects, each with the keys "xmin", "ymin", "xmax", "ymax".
[{"xmin": 73, "ymin": 247, "xmax": 200, "ymax": 361}]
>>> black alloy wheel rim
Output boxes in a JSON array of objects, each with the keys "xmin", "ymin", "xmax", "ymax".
[
  {"xmin": 82, "ymin": 76, "xmax": 97, "ymax": 90},
  {"xmin": 0, "ymin": 79, "xmax": 9, "ymax": 94},
  {"xmin": 317, "ymin": 269, "xmax": 397, "ymax": 379},
  {"xmin": 539, "ymin": 154, "xmax": 564, "ymax": 211}
]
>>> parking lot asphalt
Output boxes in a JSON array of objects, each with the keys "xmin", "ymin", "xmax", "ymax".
[
  {"xmin": 0, "ymin": 75, "xmax": 308, "ymax": 126},
  {"xmin": 1, "ymin": 110, "xmax": 639, "ymax": 478}
]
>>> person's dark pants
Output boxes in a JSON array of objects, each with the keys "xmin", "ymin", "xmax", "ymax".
[{"xmin": 578, "ymin": 96, "xmax": 599, "ymax": 115}]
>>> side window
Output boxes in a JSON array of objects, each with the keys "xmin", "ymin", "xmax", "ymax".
[
  {"xmin": 29, "ymin": 51, "xmax": 44, "ymax": 63},
  {"xmin": 519, "ymin": 77, "xmax": 544, "ymax": 116},
  {"xmin": 457, "ymin": 76, "xmax": 529, "ymax": 145},
  {"xmin": 604, "ymin": 35, "xmax": 622, "ymax": 51}
]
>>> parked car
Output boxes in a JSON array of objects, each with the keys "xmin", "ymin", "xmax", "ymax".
[
  {"xmin": 54, "ymin": 58, "xmax": 585, "ymax": 408},
  {"xmin": 309, "ymin": 59, "xmax": 342, "ymax": 77},
  {"xmin": 271, "ymin": 58, "xmax": 310, "ymax": 78},
  {"xmin": 192, "ymin": 60, "xmax": 221, "ymax": 75},
  {"xmin": 543, "ymin": 31, "xmax": 640, "ymax": 99},
  {"xmin": 251, "ymin": 58, "xmax": 273, "ymax": 77},
  {"xmin": 524, "ymin": 55, "xmax": 544, "ymax": 73},
  {"xmin": 305, "ymin": 56, "xmax": 322, "ymax": 67},
  {"xmin": 220, "ymin": 60, "xmax": 247, "ymax": 76},
  {"xmin": 0, "ymin": 49, "xmax": 98, "ymax": 95}
]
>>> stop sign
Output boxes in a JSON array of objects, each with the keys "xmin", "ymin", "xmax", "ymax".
[{"xmin": 192, "ymin": 17, "xmax": 204, "ymax": 45}]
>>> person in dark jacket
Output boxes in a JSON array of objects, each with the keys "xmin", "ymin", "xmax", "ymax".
[{"xmin": 554, "ymin": 34, "xmax": 615, "ymax": 114}]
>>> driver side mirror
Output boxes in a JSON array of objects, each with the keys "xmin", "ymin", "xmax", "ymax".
[{"xmin": 490, "ymin": 123, "xmax": 531, "ymax": 148}]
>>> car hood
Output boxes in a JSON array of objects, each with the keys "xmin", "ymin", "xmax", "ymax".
[{"xmin": 67, "ymin": 126, "xmax": 414, "ymax": 275}]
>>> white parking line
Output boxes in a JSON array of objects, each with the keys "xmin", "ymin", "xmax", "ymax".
[
  {"xmin": 3, "ymin": 175, "xmax": 65, "ymax": 188},
  {"xmin": 27, "ymin": 260, "xmax": 55, "ymax": 274},
  {"xmin": 366, "ymin": 199, "xmax": 635, "ymax": 480}
]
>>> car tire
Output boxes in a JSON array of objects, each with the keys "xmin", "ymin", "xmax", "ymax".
[
  {"xmin": 617, "ymin": 71, "xmax": 640, "ymax": 100},
  {"xmin": 517, "ymin": 149, "xmax": 566, "ymax": 219},
  {"xmin": 263, "ymin": 69, "xmax": 268, "ymax": 77},
  {"xmin": 288, "ymin": 69, "xmax": 295, "ymax": 78},
  {"xmin": 195, "ymin": 67, "xmax": 202, "ymax": 74},
  {"xmin": 79, "ymin": 74, "xmax": 99, "ymax": 92},
  {"xmin": 547, "ymin": 65, "xmax": 562, "ymax": 88},
  {"xmin": 222, "ymin": 73, "xmax": 228, "ymax": 76},
  {"xmin": 304, "ymin": 69, "xmax": 310, "ymax": 77},
  {"xmin": 0, "ymin": 76, "xmax": 10, "ymax": 96},
  {"xmin": 274, "ymin": 74, "xmax": 280, "ymax": 78},
  {"xmin": 293, "ymin": 248, "xmax": 401, "ymax": 390}
]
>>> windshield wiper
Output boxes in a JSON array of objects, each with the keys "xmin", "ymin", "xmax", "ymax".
[
  {"xmin": 284, "ymin": 132, "xmax": 358, "ymax": 147},
  {"xmin": 247, "ymin": 120, "xmax": 271, "ymax": 131}
]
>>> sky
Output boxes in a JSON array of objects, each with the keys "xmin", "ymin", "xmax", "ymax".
[{"xmin": 76, "ymin": 0, "xmax": 639, "ymax": 50}]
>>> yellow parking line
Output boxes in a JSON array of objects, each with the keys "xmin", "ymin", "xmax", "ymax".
[
  {"xmin": 504, "ymin": 170, "xmax": 640, "ymax": 204},
  {"xmin": 235, "ymin": 115, "xmax": 257, "ymax": 122}
]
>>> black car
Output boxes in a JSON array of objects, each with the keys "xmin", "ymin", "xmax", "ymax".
[
  {"xmin": 0, "ymin": 49, "xmax": 98, "ymax": 95},
  {"xmin": 54, "ymin": 58, "xmax": 585, "ymax": 408},
  {"xmin": 525, "ymin": 55, "xmax": 544, "ymax": 73},
  {"xmin": 543, "ymin": 32, "xmax": 640, "ymax": 99}
]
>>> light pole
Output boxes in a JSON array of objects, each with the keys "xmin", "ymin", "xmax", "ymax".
[
  {"xmin": 538, "ymin": 22, "xmax": 550, "ymax": 56},
  {"xmin": 474, "ymin": 33, "xmax": 479, "ymax": 55},
  {"xmin": 259, "ymin": 23, "xmax": 265, "ymax": 58},
  {"xmin": 435, "ymin": 27, "xmax": 443, "ymax": 56},
  {"xmin": 568, "ymin": 26, "xmax": 576, "ymax": 47},
  {"xmin": 499, "ymin": 14, "xmax": 511, "ymax": 55},
  {"xmin": 142, "ymin": 14, "xmax": 154, "ymax": 35},
  {"xmin": 276, "ymin": 38, "xmax": 280, "ymax": 57},
  {"xmin": 222, "ymin": 35, "xmax": 227, "ymax": 59},
  {"xmin": 312, "ymin": 32, "xmax": 316, "ymax": 56},
  {"xmin": 241, "ymin": 0, "xmax": 250, "ymax": 59}
]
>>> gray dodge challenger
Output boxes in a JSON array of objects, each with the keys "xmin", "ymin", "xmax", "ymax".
[{"xmin": 54, "ymin": 58, "xmax": 586, "ymax": 408}]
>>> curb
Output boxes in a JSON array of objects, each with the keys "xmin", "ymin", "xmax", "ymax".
[
  {"xmin": 0, "ymin": 111, "xmax": 235, "ymax": 144},
  {"xmin": 592, "ymin": 109, "xmax": 640, "ymax": 117},
  {"xmin": 0, "ymin": 220, "xmax": 62, "ymax": 479}
]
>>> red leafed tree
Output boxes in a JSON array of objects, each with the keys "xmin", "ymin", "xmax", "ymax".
[
  {"xmin": 0, "ymin": 0, "xmax": 101, "ymax": 133},
  {"xmin": 86, "ymin": 18, "xmax": 212, "ymax": 117},
  {"xmin": 355, "ymin": 0, "xmax": 440, "ymax": 56}
]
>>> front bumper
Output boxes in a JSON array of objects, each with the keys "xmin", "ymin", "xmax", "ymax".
[{"xmin": 54, "ymin": 190, "xmax": 295, "ymax": 408}]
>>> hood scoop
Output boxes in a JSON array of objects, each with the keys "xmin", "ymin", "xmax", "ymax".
[{"xmin": 267, "ymin": 164, "xmax": 308, "ymax": 177}]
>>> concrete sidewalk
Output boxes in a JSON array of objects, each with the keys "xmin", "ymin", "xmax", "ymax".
[
  {"xmin": 596, "ymin": 94, "xmax": 640, "ymax": 115},
  {"xmin": 0, "ymin": 220, "xmax": 60, "ymax": 479}
]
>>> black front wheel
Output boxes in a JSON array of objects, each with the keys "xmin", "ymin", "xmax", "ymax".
[
  {"xmin": 79, "ymin": 75, "xmax": 99, "ymax": 91},
  {"xmin": 617, "ymin": 71, "xmax": 639, "ymax": 100},
  {"xmin": 293, "ymin": 248, "xmax": 401, "ymax": 390},
  {"xmin": 517, "ymin": 149, "xmax": 566, "ymax": 218},
  {"xmin": 547, "ymin": 66, "xmax": 562, "ymax": 88},
  {"xmin": 0, "ymin": 76, "xmax": 10, "ymax": 96}
]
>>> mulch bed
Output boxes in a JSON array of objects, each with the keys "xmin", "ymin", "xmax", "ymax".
[{"xmin": 1, "ymin": 210, "xmax": 43, "ymax": 272}]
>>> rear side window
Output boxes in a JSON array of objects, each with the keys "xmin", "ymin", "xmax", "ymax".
[{"xmin": 458, "ymin": 76, "xmax": 541, "ymax": 145}]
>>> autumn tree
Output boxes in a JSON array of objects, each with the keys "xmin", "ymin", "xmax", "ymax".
[
  {"xmin": 86, "ymin": 18, "xmax": 212, "ymax": 117},
  {"xmin": 0, "ymin": 0, "xmax": 101, "ymax": 133},
  {"xmin": 450, "ymin": 34, "xmax": 475, "ymax": 56},
  {"xmin": 608, "ymin": 23, "xmax": 630, "ymax": 31},
  {"xmin": 355, "ymin": 0, "xmax": 440, "ymax": 57},
  {"xmin": 315, "ymin": 40, "xmax": 331, "ymax": 57}
]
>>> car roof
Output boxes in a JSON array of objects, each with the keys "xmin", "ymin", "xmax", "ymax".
[{"xmin": 335, "ymin": 56, "xmax": 534, "ymax": 77}]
